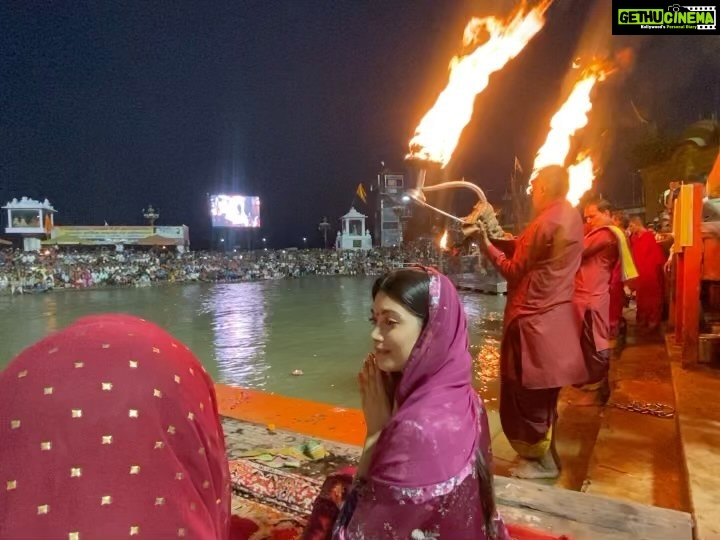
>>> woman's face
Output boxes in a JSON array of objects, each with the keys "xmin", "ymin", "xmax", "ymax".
[{"xmin": 370, "ymin": 291, "xmax": 423, "ymax": 372}]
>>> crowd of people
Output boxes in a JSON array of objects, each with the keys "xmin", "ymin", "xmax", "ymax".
[{"xmin": 0, "ymin": 243, "xmax": 439, "ymax": 295}]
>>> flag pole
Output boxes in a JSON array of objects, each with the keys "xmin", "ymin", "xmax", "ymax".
[{"xmin": 511, "ymin": 157, "xmax": 525, "ymax": 231}]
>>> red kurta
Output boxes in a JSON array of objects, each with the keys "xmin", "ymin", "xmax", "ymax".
[
  {"xmin": 630, "ymin": 230, "xmax": 665, "ymax": 329},
  {"xmin": 608, "ymin": 262, "xmax": 624, "ymax": 336},
  {"xmin": 485, "ymin": 199, "xmax": 587, "ymax": 390},
  {"xmin": 574, "ymin": 227, "xmax": 619, "ymax": 352}
]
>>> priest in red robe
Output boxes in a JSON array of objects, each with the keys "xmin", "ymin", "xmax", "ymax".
[
  {"xmin": 628, "ymin": 216, "xmax": 666, "ymax": 333},
  {"xmin": 463, "ymin": 165, "xmax": 587, "ymax": 480},
  {"xmin": 575, "ymin": 200, "xmax": 638, "ymax": 401},
  {"xmin": 609, "ymin": 212, "xmax": 630, "ymax": 338}
]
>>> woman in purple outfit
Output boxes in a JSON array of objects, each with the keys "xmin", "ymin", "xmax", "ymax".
[{"xmin": 303, "ymin": 266, "xmax": 510, "ymax": 540}]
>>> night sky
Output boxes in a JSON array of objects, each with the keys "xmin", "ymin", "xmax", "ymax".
[{"xmin": 1, "ymin": 1, "xmax": 718, "ymax": 248}]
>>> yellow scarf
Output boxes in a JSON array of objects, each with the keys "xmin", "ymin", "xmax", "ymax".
[{"xmin": 604, "ymin": 225, "xmax": 639, "ymax": 281}]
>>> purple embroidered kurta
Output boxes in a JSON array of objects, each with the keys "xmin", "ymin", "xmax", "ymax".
[
  {"xmin": 334, "ymin": 401, "xmax": 507, "ymax": 540},
  {"xmin": 306, "ymin": 268, "xmax": 510, "ymax": 540}
]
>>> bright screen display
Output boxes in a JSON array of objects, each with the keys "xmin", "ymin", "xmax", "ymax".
[{"xmin": 210, "ymin": 194, "xmax": 261, "ymax": 228}]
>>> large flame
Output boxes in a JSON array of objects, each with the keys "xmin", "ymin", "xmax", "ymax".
[
  {"xmin": 530, "ymin": 63, "xmax": 613, "ymax": 206},
  {"xmin": 567, "ymin": 155, "xmax": 594, "ymax": 206},
  {"xmin": 439, "ymin": 230, "xmax": 448, "ymax": 250},
  {"xmin": 407, "ymin": 2, "xmax": 551, "ymax": 167}
]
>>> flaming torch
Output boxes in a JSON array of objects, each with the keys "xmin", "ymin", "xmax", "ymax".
[
  {"xmin": 529, "ymin": 62, "xmax": 614, "ymax": 206},
  {"xmin": 405, "ymin": 2, "xmax": 551, "ymax": 224}
]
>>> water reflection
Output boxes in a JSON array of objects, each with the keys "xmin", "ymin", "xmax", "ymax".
[
  {"xmin": 0, "ymin": 278, "xmax": 505, "ymax": 409},
  {"xmin": 460, "ymin": 291, "xmax": 505, "ymax": 406},
  {"xmin": 471, "ymin": 338, "xmax": 502, "ymax": 405},
  {"xmin": 42, "ymin": 295, "xmax": 59, "ymax": 334},
  {"xmin": 260, "ymin": 277, "xmax": 374, "ymax": 407},
  {"xmin": 338, "ymin": 278, "xmax": 365, "ymax": 321},
  {"xmin": 0, "ymin": 295, "xmax": 62, "ymax": 359},
  {"xmin": 204, "ymin": 283, "xmax": 268, "ymax": 387},
  {"xmin": 337, "ymin": 278, "xmax": 373, "ymax": 344}
]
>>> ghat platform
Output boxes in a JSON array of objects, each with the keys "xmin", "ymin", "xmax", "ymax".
[{"xmin": 218, "ymin": 380, "xmax": 693, "ymax": 539}]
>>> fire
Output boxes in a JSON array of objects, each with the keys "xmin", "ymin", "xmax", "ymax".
[
  {"xmin": 567, "ymin": 155, "xmax": 594, "ymax": 206},
  {"xmin": 407, "ymin": 1, "xmax": 551, "ymax": 167},
  {"xmin": 439, "ymin": 230, "xmax": 448, "ymax": 250},
  {"xmin": 529, "ymin": 63, "xmax": 613, "ymax": 206}
]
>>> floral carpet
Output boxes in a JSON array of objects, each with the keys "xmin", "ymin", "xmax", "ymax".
[{"xmin": 231, "ymin": 496, "xmax": 304, "ymax": 540}]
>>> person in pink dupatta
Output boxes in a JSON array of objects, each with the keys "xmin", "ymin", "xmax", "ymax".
[
  {"xmin": 0, "ymin": 313, "xmax": 256, "ymax": 540},
  {"xmin": 303, "ymin": 266, "xmax": 510, "ymax": 540}
]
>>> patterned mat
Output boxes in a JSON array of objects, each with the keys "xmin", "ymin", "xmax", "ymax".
[
  {"xmin": 223, "ymin": 417, "xmax": 356, "ymax": 539},
  {"xmin": 230, "ymin": 458, "xmax": 322, "ymax": 516},
  {"xmin": 231, "ymin": 496, "xmax": 304, "ymax": 540}
]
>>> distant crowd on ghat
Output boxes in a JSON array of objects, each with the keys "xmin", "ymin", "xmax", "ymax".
[{"xmin": 0, "ymin": 243, "xmax": 440, "ymax": 294}]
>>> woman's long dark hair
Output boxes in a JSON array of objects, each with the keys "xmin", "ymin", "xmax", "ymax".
[
  {"xmin": 371, "ymin": 267, "xmax": 430, "ymax": 325},
  {"xmin": 372, "ymin": 267, "xmax": 499, "ymax": 537}
]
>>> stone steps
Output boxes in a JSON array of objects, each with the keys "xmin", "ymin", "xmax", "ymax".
[{"xmin": 583, "ymin": 335, "xmax": 690, "ymax": 514}]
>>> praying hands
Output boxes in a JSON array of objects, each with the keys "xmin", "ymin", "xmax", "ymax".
[{"xmin": 358, "ymin": 353, "xmax": 392, "ymax": 437}]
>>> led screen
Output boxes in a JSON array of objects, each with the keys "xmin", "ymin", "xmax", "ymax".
[{"xmin": 210, "ymin": 194, "xmax": 261, "ymax": 228}]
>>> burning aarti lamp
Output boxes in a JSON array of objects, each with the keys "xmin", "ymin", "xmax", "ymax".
[
  {"xmin": 405, "ymin": 159, "xmax": 488, "ymax": 225},
  {"xmin": 405, "ymin": 159, "xmax": 506, "ymax": 239}
]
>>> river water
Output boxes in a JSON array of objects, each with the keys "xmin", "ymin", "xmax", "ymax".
[{"xmin": 0, "ymin": 277, "xmax": 505, "ymax": 408}]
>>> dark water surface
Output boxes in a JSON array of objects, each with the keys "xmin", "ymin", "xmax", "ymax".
[{"xmin": 0, "ymin": 277, "xmax": 505, "ymax": 407}]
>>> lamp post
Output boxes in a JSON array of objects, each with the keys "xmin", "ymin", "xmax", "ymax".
[
  {"xmin": 318, "ymin": 217, "xmax": 331, "ymax": 249},
  {"xmin": 142, "ymin": 205, "xmax": 159, "ymax": 228},
  {"xmin": 302, "ymin": 236, "xmax": 308, "ymax": 249}
]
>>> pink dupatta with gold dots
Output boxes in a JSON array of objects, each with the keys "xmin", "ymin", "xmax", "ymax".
[{"xmin": 0, "ymin": 314, "xmax": 232, "ymax": 539}]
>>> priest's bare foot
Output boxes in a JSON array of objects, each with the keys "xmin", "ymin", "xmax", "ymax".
[{"xmin": 509, "ymin": 454, "xmax": 559, "ymax": 480}]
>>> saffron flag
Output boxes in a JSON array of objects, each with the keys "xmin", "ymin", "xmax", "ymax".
[
  {"xmin": 674, "ymin": 184, "xmax": 695, "ymax": 248},
  {"xmin": 356, "ymin": 183, "xmax": 367, "ymax": 203}
]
